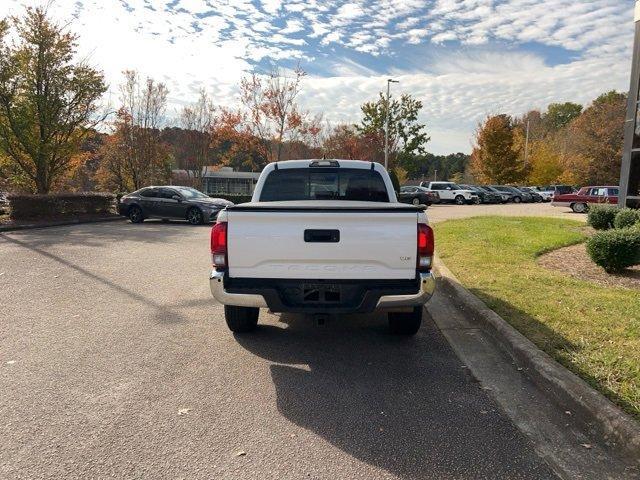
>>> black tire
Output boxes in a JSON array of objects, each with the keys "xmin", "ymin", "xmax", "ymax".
[
  {"xmin": 224, "ymin": 305, "xmax": 259, "ymax": 333},
  {"xmin": 128, "ymin": 205, "xmax": 144, "ymax": 223},
  {"xmin": 534, "ymin": 197, "xmax": 542, "ymax": 203},
  {"xmin": 454, "ymin": 195, "xmax": 465, "ymax": 205},
  {"xmin": 572, "ymin": 202, "xmax": 588, "ymax": 214},
  {"xmin": 187, "ymin": 207, "xmax": 204, "ymax": 225},
  {"xmin": 513, "ymin": 196, "xmax": 522, "ymax": 204},
  {"xmin": 412, "ymin": 197, "xmax": 421, "ymax": 206},
  {"xmin": 388, "ymin": 307, "xmax": 423, "ymax": 335}
]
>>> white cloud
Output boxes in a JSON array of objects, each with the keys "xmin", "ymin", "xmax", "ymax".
[{"xmin": 0, "ymin": 0, "xmax": 635, "ymax": 153}]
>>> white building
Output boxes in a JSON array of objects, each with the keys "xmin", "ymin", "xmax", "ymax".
[{"xmin": 202, "ymin": 167, "xmax": 261, "ymax": 196}]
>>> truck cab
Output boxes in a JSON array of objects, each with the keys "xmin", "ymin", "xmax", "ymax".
[{"xmin": 209, "ymin": 160, "xmax": 436, "ymax": 335}]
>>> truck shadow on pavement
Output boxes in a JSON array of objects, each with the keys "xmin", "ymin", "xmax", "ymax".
[
  {"xmin": 235, "ymin": 313, "xmax": 556, "ymax": 479},
  {"xmin": 0, "ymin": 220, "xmax": 209, "ymax": 248},
  {"xmin": 0, "ymin": 232, "xmax": 197, "ymax": 325}
]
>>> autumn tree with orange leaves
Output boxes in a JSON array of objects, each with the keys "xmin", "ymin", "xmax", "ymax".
[
  {"xmin": 471, "ymin": 114, "xmax": 528, "ymax": 184},
  {"xmin": 239, "ymin": 67, "xmax": 312, "ymax": 163},
  {"xmin": 209, "ymin": 108, "xmax": 265, "ymax": 172},
  {"xmin": 95, "ymin": 71, "xmax": 171, "ymax": 192},
  {"xmin": 179, "ymin": 89, "xmax": 216, "ymax": 187}
]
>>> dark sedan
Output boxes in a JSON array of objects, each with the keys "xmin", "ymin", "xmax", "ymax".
[
  {"xmin": 458, "ymin": 185, "xmax": 502, "ymax": 204},
  {"xmin": 398, "ymin": 186, "xmax": 440, "ymax": 205},
  {"xmin": 118, "ymin": 186, "xmax": 233, "ymax": 225},
  {"xmin": 490, "ymin": 185, "xmax": 533, "ymax": 203},
  {"xmin": 478, "ymin": 186, "xmax": 510, "ymax": 203},
  {"xmin": 518, "ymin": 187, "xmax": 544, "ymax": 203}
]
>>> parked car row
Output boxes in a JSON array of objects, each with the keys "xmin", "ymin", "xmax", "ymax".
[
  {"xmin": 117, "ymin": 180, "xmax": 600, "ymax": 224},
  {"xmin": 398, "ymin": 182, "xmax": 574, "ymax": 206}
]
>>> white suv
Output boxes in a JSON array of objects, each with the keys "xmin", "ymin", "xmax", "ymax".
[{"xmin": 420, "ymin": 181, "xmax": 479, "ymax": 205}]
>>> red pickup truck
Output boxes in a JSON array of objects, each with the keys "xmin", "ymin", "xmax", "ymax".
[{"xmin": 552, "ymin": 186, "xmax": 619, "ymax": 213}]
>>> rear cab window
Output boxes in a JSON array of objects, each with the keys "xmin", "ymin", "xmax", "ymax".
[{"xmin": 260, "ymin": 168, "xmax": 390, "ymax": 202}]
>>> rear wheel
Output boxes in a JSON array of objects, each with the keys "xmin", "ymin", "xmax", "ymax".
[
  {"xmin": 224, "ymin": 305, "xmax": 259, "ymax": 333},
  {"xmin": 454, "ymin": 195, "xmax": 465, "ymax": 205},
  {"xmin": 388, "ymin": 307, "xmax": 423, "ymax": 335},
  {"xmin": 513, "ymin": 196, "xmax": 522, "ymax": 203},
  {"xmin": 572, "ymin": 202, "xmax": 588, "ymax": 213},
  {"xmin": 128, "ymin": 205, "xmax": 144, "ymax": 223},
  {"xmin": 412, "ymin": 197, "xmax": 421, "ymax": 206},
  {"xmin": 187, "ymin": 207, "xmax": 204, "ymax": 225}
]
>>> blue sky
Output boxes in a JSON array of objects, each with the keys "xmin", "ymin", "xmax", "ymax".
[{"xmin": 0, "ymin": 0, "xmax": 636, "ymax": 154}]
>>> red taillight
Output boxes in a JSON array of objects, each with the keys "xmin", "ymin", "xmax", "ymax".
[
  {"xmin": 417, "ymin": 223, "xmax": 434, "ymax": 272},
  {"xmin": 211, "ymin": 222, "xmax": 228, "ymax": 270}
]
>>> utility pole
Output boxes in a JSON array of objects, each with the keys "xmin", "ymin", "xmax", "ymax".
[
  {"xmin": 524, "ymin": 119, "xmax": 530, "ymax": 169},
  {"xmin": 384, "ymin": 78, "xmax": 399, "ymax": 170},
  {"xmin": 434, "ymin": 169, "xmax": 437, "ymax": 182}
]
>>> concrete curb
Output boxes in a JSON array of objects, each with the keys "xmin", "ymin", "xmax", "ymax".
[
  {"xmin": 433, "ymin": 255, "xmax": 640, "ymax": 460},
  {"xmin": 0, "ymin": 216, "xmax": 124, "ymax": 232}
]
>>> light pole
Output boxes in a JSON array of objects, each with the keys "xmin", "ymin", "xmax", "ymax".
[
  {"xmin": 523, "ymin": 118, "xmax": 530, "ymax": 170},
  {"xmin": 384, "ymin": 79, "xmax": 399, "ymax": 170}
]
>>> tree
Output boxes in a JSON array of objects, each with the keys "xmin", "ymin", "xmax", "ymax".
[
  {"xmin": 471, "ymin": 114, "xmax": 526, "ymax": 184},
  {"xmin": 356, "ymin": 93, "xmax": 429, "ymax": 166},
  {"xmin": 399, "ymin": 152, "xmax": 470, "ymax": 181},
  {"xmin": 180, "ymin": 89, "xmax": 216, "ymax": 186},
  {"xmin": 527, "ymin": 141, "xmax": 564, "ymax": 185},
  {"xmin": 209, "ymin": 108, "xmax": 264, "ymax": 172},
  {"xmin": 239, "ymin": 67, "xmax": 309, "ymax": 163},
  {"xmin": 277, "ymin": 113, "xmax": 325, "ymax": 160},
  {"xmin": 0, "ymin": 6, "xmax": 107, "ymax": 193},
  {"xmin": 564, "ymin": 91, "xmax": 626, "ymax": 185},
  {"xmin": 321, "ymin": 124, "xmax": 372, "ymax": 160},
  {"xmin": 543, "ymin": 102, "xmax": 582, "ymax": 132},
  {"xmin": 95, "ymin": 71, "xmax": 171, "ymax": 191},
  {"xmin": 513, "ymin": 110, "xmax": 545, "ymax": 144}
]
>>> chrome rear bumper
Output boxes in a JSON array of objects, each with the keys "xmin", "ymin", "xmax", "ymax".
[
  {"xmin": 376, "ymin": 272, "xmax": 436, "ymax": 309},
  {"xmin": 209, "ymin": 271, "xmax": 435, "ymax": 311},
  {"xmin": 210, "ymin": 271, "xmax": 268, "ymax": 308}
]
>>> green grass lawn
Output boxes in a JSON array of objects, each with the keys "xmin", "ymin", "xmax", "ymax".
[{"xmin": 435, "ymin": 216, "xmax": 640, "ymax": 420}]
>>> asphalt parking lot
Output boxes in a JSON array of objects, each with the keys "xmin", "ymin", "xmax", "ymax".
[{"xmin": 0, "ymin": 218, "xmax": 569, "ymax": 480}]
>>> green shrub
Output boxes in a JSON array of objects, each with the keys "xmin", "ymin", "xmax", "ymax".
[
  {"xmin": 7, "ymin": 192, "xmax": 115, "ymax": 220},
  {"xmin": 614, "ymin": 208, "xmax": 640, "ymax": 230},
  {"xmin": 587, "ymin": 204, "xmax": 618, "ymax": 230},
  {"xmin": 586, "ymin": 228, "xmax": 640, "ymax": 273}
]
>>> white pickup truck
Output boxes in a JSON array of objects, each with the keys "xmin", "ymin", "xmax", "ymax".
[{"xmin": 209, "ymin": 159, "xmax": 436, "ymax": 335}]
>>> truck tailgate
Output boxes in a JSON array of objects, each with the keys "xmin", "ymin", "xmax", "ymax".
[{"xmin": 226, "ymin": 208, "xmax": 419, "ymax": 280}]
